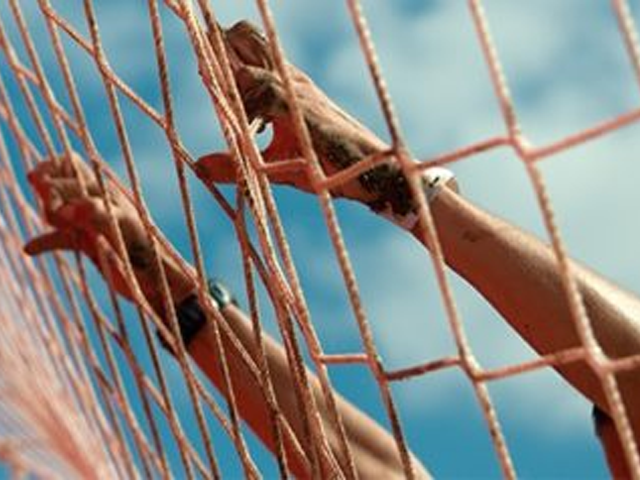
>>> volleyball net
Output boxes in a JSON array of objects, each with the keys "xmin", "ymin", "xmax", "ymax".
[{"xmin": 1, "ymin": 0, "xmax": 640, "ymax": 478}]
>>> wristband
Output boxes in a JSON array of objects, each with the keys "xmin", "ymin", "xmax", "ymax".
[
  {"xmin": 377, "ymin": 167, "xmax": 457, "ymax": 231},
  {"xmin": 158, "ymin": 279, "xmax": 237, "ymax": 351},
  {"xmin": 423, "ymin": 167, "xmax": 457, "ymax": 202}
]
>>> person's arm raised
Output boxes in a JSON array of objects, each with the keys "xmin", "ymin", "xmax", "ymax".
[
  {"xmin": 24, "ymin": 153, "xmax": 431, "ymax": 479},
  {"xmin": 421, "ymin": 186, "xmax": 640, "ymax": 441}
]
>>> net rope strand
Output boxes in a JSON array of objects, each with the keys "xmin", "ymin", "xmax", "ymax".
[
  {"xmin": 347, "ymin": 0, "xmax": 516, "ymax": 477},
  {"xmin": 0, "ymin": 106, "xmax": 127, "ymax": 478},
  {"xmin": 0, "ymin": 0, "xmax": 638, "ymax": 478},
  {"xmin": 169, "ymin": 3, "xmax": 330, "ymax": 476},
  {"xmin": 207, "ymin": 0, "xmax": 364, "ymax": 474},
  {"xmin": 68, "ymin": 0, "xmax": 266, "ymax": 476},
  {"xmin": 95, "ymin": 0, "xmax": 314, "ymax": 476},
  {"xmin": 0, "ymin": 67, "xmax": 211, "ymax": 477},
  {"xmin": 73, "ymin": 0, "xmax": 206, "ymax": 473},
  {"xmin": 145, "ymin": 1, "xmax": 257, "ymax": 477},
  {"xmin": 38, "ymin": 2, "xmax": 175, "ymax": 475},
  {"xmin": 613, "ymin": 0, "xmax": 640, "ymax": 88}
]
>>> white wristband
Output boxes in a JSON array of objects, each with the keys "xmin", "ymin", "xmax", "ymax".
[{"xmin": 378, "ymin": 167, "xmax": 456, "ymax": 231}]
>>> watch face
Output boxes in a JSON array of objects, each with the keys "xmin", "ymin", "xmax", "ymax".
[{"xmin": 208, "ymin": 279, "xmax": 237, "ymax": 309}]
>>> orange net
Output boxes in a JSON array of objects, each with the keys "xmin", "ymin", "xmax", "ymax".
[{"xmin": 0, "ymin": 1, "xmax": 639, "ymax": 478}]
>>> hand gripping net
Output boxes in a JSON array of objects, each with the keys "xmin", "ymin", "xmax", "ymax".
[{"xmin": 0, "ymin": 1, "xmax": 639, "ymax": 478}]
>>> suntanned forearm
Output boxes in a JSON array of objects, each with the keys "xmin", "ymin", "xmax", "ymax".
[
  {"xmin": 188, "ymin": 306, "xmax": 431, "ymax": 479},
  {"xmin": 187, "ymin": 305, "xmax": 313, "ymax": 477},
  {"xmin": 420, "ymin": 188, "xmax": 640, "ymax": 441},
  {"xmin": 138, "ymin": 250, "xmax": 430, "ymax": 479}
]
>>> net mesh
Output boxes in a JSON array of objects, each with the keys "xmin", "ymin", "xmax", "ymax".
[{"xmin": 0, "ymin": 0, "xmax": 639, "ymax": 478}]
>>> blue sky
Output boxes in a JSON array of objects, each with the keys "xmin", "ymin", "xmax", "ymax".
[{"xmin": 2, "ymin": 0, "xmax": 640, "ymax": 478}]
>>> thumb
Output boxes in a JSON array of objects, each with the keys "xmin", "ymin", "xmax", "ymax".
[{"xmin": 23, "ymin": 230, "xmax": 79, "ymax": 256}]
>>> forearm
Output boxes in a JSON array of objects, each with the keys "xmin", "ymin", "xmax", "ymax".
[
  {"xmin": 126, "ymin": 236, "xmax": 427, "ymax": 477},
  {"xmin": 188, "ymin": 304, "xmax": 430, "ymax": 479},
  {"xmin": 187, "ymin": 305, "xmax": 312, "ymax": 476},
  {"xmin": 419, "ymin": 188, "xmax": 640, "ymax": 431},
  {"xmin": 129, "ymin": 241, "xmax": 195, "ymax": 319}
]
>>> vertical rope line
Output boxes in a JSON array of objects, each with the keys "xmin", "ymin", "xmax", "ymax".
[
  {"xmin": 254, "ymin": 151, "xmax": 360, "ymax": 477},
  {"xmin": 149, "ymin": 2, "xmax": 304, "ymax": 476},
  {"xmin": 50, "ymin": 0, "xmax": 203, "ymax": 476},
  {"xmin": 64, "ymin": 270, "xmax": 143, "ymax": 478},
  {"xmin": 70, "ymin": 137, "xmax": 280, "ymax": 478},
  {"xmin": 612, "ymin": 0, "xmax": 640, "ymax": 90},
  {"xmin": 0, "ymin": 215, "xmax": 127, "ymax": 480},
  {"xmin": 0, "ymin": 162, "xmax": 133, "ymax": 480},
  {"xmin": 0, "ymin": 206, "xmax": 76, "ymax": 435},
  {"xmin": 6, "ymin": 186, "xmax": 143, "ymax": 477},
  {"xmin": 249, "ymin": 2, "xmax": 428, "ymax": 477},
  {"xmin": 8, "ymin": 0, "xmax": 178, "ymax": 476},
  {"xmin": 468, "ymin": 0, "xmax": 522, "ymax": 143},
  {"xmin": 0, "ymin": 87, "xmax": 138, "ymax": 480},
  {"xmin": 0, "ymin": 243, "xmax": 114, "ymax": 478},
  {"xmin": 236, "ymin": 197, "xmax": 292, "ymax": 478},
  {"xmin": 81, "ymin": 0, "xmax": 214, "ymax": 476},
  {"xmin": 7, "ymin": 0, "xmax": 78, "ymax": 168},
  {"xmin": 0, "ymin": 129, "xmax": 99, "ymax": 433},
  {"xmin": 0, "ymin": 18, "xmax": 56, "ymax": 158},
  {"xmin": 190, "ymin": 8, "xmax": 324, "ymax": 470},
  {"xmin": 524, "ymin": 161, "xmax": 640, "ymax": 478},
  {"xmin": 339, "ymin": 4, "xmax": 431, "ymax": 479},
  {"xmin": 92, "ymin": 247, "xmax": 163, "ymax": 480},
  {"xmin": 344, "ymin": 0, "xmax": 405, "ymax": 148}
]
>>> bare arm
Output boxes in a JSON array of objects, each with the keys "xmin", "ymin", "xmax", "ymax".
[
  {"xmin": 422, "ymin": 187, "xmax": 640, "ymax": 433},
  {"xmin": 146, "ymin": 249, "xmax": 430, "ymax": 478},
  {"xmin": 417, "ymin": 187, "xmax": 640, "ymax": 473},
  {"xmin": 24, "ymin": 155, "xmax": 431, "ymax": 479},
  {"xmin": 200, "ymin": 19, "xmax": 640, "ymax": 419},
  {"xmin": 189, "ymin": 303, "xmax": 430, "ymax": 479}
]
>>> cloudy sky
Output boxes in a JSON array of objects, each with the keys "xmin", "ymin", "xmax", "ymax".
[{"xmin": 3, "ymin": 0, "xmax": 640, "ymax": 478}]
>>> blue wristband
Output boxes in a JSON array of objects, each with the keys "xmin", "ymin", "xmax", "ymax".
[{"xmin": 158, "ymin": 279, "xmax": 236, "ymax": 352}]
